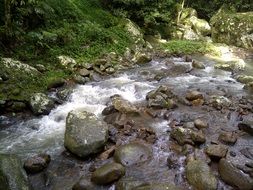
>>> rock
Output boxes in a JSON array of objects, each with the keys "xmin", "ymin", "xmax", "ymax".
[
  {"xmin": 34, "ymin": 64, "xmax": 47, "ymax": 72},
  {"xmin": 186, "ymin": 91, "xmax": 203, "ymax": 101},
  {"xmin": 72, "ymin": 176, "xmax": 96, "ymax": 190},
  {"xmin": 78, "ymin": 68, "xmax": 90, "ymax": 77},
  {"xmin": 192, "ymin": 60, "xmax": 205, "ymax": 69},
  {"xmin": 105, "ymin": 67, "xmax": 116, "ymax": 74},
  {"xmin": 186, "ymin": 159, "xmax": 217, "ymax": 190},
  {"xmin": 112, "ymin": 96, "xmax": 139, "ymax": 114},
  {"xmin": 91, "ymin": 163, "xmax": 125, "ymax": 185},
  {"xmin": 64, "ymin": 109, "xmax": 108, "ymax": 158},
  {"xmin": 132, "ymin": 52, "xmax": 152, "ymax": 64},
  {"xmin": 47, "ymin": 78, "xmax": 65, "ymax": 90},
  {"xmin": 122, "ymin": 19, "xmax": 143, "ymax": 38},
  {"xmin": 238, "ymin": 122, "xmax": 253, "ymax": 135},
  {"xmin": 58, "ymin": 55, "xmax": 77, "ymax": 68},
  {"xmin": 56, "ymin": 88, "xmax": 73, "ymax": 101},
  {"xmin": 0, "ymin": 154, "xmax": 30, "ymax": 190},
  {"xmin": 73, "ymin": 75, "xmax": 89, "ymax": 84},
  {"xmin": 29, "ymin": 93, "xmax": 54, "ymax": 115},
  {"xmin": 9, "ymin": 101, "xmax": 27, "ymax": 112},
  {"xmin": 218, "ymin": 131, "xmax": 237, "ymax": 144},
  {"xmin": 236, "ymin": 75, "xmax": 253, "ymax": 84},
  {"xmin": 114, "ymin": 143, "xmax": 152, "ymax": 166},
  {"xmin": 205, "ymin": 144, "xmax": 228, "ymax": 160},
  {"xmin": 240, "ymin": 147, "xmax": 253, "ymax": 160},
  {"xmin": 214, "ymin": 59, "xmax": 246, "ymax": 72},
  {"xmin": 134, "ymin": 183, "xmax": 181, "ymax": 190},
  {"xmin": 208, "ymin": 95, "xmax": 231, "ymax": 110},
  {"xmin": 23, "ymin": 154, "xmax": 50, "ymax": 174},
  {"xmin": 102, "ymin": 105, "xmax": 117, "ymax": 115},
  {"xmin": 210, "ymin": 9, "xmax": 253, "ymax": 48},
  {"xmin": 116, "ymin": 177, "xmax": 148, "ymax": 190},
  {"xmin": 219, "ymin": 158, "xmax": 253, "ymax": 190},
  {"xmin": 194, "ymin": 119, "xmax": 208, "ymax": 129},
  {"xmin": 244, "ymin": 81, "xmax": 253, "ymax": 91},
  {"xmin": 191, "ymin": 130, "xmax": 206, "ymax": 144},
  {"xmin": 170, "ymin": 127, "xmax": 193, "ymax": 145},
  {"xmin": 167, "ymin": 153, "xmax": 180, "ymax": 169}
]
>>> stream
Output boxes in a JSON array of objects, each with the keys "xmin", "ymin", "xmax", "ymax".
[{"xmin": 0, "ymin": 55, "xmax": 253, "ymax": 190}]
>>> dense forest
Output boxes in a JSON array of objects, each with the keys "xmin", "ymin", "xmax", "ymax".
[{"xmin": 0, "ymin": 1, "xmax": 253, "ymax": 190}]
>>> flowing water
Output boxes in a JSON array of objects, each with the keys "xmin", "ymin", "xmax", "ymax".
[{"xmin": 0, "ymin": 55, "xmax": 252, "ymax": 189}]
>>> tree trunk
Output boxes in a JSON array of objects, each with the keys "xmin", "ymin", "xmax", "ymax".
[
  {"xmin": 177, "ymin": 0, "xmax": 185, "ymax": 25},
  {"xmin": 4, "ymin": 0, "xmax": 12, "ymax": 36}
]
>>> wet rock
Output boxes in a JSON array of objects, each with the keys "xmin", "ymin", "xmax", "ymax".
[
  {"xmin": 170, "ymin": 127, "xmax": 193, "ymax": 145},
  {"xmin": 132, "ymin": 52, "xmax": 152, "ymax": 64},
  {"xmin": 116, "ymin": 177, "xmax": 148, "ymax": 190},
  {"xmin": 47, "ymin": 78, "xmax": 66, "ymax": 90},
  {"xmin": 102, "ymin": 105, "xmax": 117, "ymax": 116},
  {"xmin": 186, "ymin": 159, "xmax": 217, "ymax": 190},
  {"xmin": 56, "ymin": 88, "xmax": 73, "ymax": 101},
  {"xmin": 72, "ymin": 176, "xmax": 96, "ymax": 190},
  {"xmin": 219, "ymin": 158, "xmax": 253, "ymax": 190},
  {"xmin": 0, "ymin": 154, "xmax": 30, "ymax": 190},
  {"xmin": 167, "ymin": 153, "xmax": 180, "ymax": 169},
  {"xmin": 218, "ymin": 131, "xmax": 237, "ymax": 145},
  {"xmin": 112, "ymin": 96, "xmax": 139, "ymax": 114},
  {"xmin": 73, "ymin": 75, "xmax": 89, "ymax": 84},
  {"xmin": 105, "ymin": 67, "xmax": 116, "ymax": 74},
  {"xmin": 134, "ymin": 183, "xmax": 181, "ymax": 190},
  {"xmin": 24, "ymin": 154, "xmax": 51, "ymax": 174},
  {"xmin": 146, "ymin": 86, "xmax": 176, "ymax": 109},
  {"xmin": 194, "ymin": 119, "xmax": 208, "ymax": 129},
  {"xmin": 205, "ymin": 144, "xmax": 228, "ymax": 160},
  {"xmin": 240, "ymin": 147, "xmax": 253, "ymax": 159},
  {"xmin": 29, "ymin": 93, "xmax": 54, "ymax": 115},
  {"xmin": 192, "ymin": 60, "xmax": 205, "ymax": 69},
  {"xmin": 98, "ymin": 145, "xmax": 116, "ymax": 160},
  {"xmin": 214, "ymin": 59, "xmax": 245, "ymax": 72},
  {"xmin": 191, "ymin": 130, "xmax": 206, "ymax": 144},
  {"xmin": 209, "ymin": 95, "xmax": 231, "ymax": 110},
  {"xmin": 78, "ymin": 68, "xmax": 90, "ymax": 77},
  {"xmin": 236, "ymin": 75, "xmax": 253, "ymax": 84},
  {"xmin": 185, "ymin": 90, "xmax": 203, "ymax": 101},
  {"xmin": 238, "ymin": 122, "xmax": 253, "ymax": 135},
  {"xmin": 114, "ymin": 143, "xmax": 152, "ymax": 166},
  {"xmin": 244, "ymin": 81, "xmax": 253, "ymax": 91},
  {"xmin": 91, "ymin": 162, "xmax": 125, "ymax": 185},
  {"xmin": 64, "ymin": 109, "xmax": 108, "ymax": 158}
]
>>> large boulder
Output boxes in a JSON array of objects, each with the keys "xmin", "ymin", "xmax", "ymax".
[
  {"xmin": 64, "ymin": 109, "xmax": 108, "ymax": 158},
  {"xmin": 171, "ymin": 8, "xmax": 211, "ymax": 40},
  {"xmin": 0, "ymin": 154, "xmax": 30, "ymax": 190},
  {"xmin": 29, "ymin": 93, "xmax": 54, "ymax": 115},
  {"xmin": 219, "ymin": 158, "xmax": 253, "ymax": 190},
  {"xmin": 210, "ymin": 9, "xmax": 253, "ymax": 49},
  {"xmin": 186, "ymin": 159, "xmax": 217, "ymax": 190}
]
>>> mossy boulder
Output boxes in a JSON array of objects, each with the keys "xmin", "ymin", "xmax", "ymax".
[
  {"xmin": 0, "ymin": 154, "xmax": 30, "ymax": 190},
  {"xmin": 64, "ymin": 109, "xmax": 108, "ymax": 158},
  {"xmin": 186, "ymin": 159, "xmax": 217, "ymax": 190},
  {"xmin": 29, "ymin": 93, "xmax": 55, "ymax": 115},
  {"xmin": 210, "ymin": 10, "xmax": 253, "ymax": 49}
]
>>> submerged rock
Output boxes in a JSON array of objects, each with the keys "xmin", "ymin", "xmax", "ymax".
[
  {"xmin": 238, "ymin": 122, "xmax": 253, "ymax": 135},
  {"xmin": 24, "ymin": 154, "xmax": 51, "ymax": 174},
  {"xmin": 91, "ymin": 162, "xmax": 125, "ymax": 185},
  {"xmin": 134, "ymin": 183, "xmax": 181, "ymax": 190},
  {"xmin": 185, "ymin": 90, "xmax": 203, "ymax": 101},
  {"xmin": 116, "ymin": 177, "xmax": 148, "ymax": 190},
  {"xmin": 29, "ymin": 93, "xmax": 54, "ymax": 115},
  {"xmin": 0, "ymin": 154, "xmax": 30, "ymax": 190},
  {"xmin": 64, "ymin": 109, "xmax": 108, "ymax": 158},
  {"xmin": 114, "ymin": 143, "xmax": 152, "ymax": 166},
  {"xmin": 186, "ymin": 159, "xmax": 217, "ymax": 190},
  {"xmin": 219, "ymin": 158, "xmax": 253, "ymax": 190}
]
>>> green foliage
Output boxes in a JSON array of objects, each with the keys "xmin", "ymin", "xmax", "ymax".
[
  {"xmin": 162, "ymin": 40, "xmax": 220, "ymax": 55},
  {"xmin": 186, "ymin": 0, "xmax": 253, "ymax": 20}
]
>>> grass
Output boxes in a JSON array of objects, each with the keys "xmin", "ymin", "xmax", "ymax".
[{"xmin": 161, "ymin": 40, "xmax": 221, "ymax": 56}]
